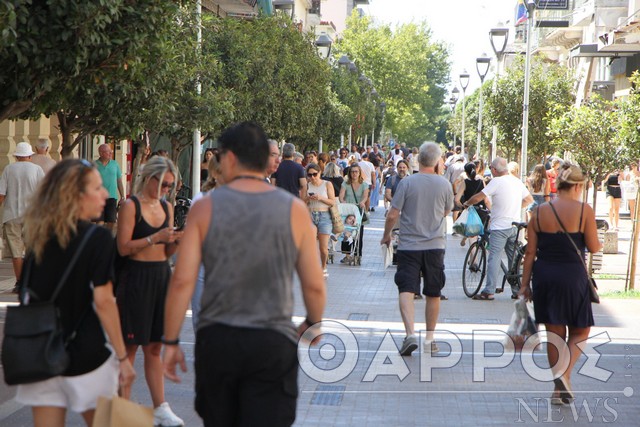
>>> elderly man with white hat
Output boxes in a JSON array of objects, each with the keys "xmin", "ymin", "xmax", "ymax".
[{"xmin": 0, "ymin": 142, "xmax": 45, "ymax": 292}]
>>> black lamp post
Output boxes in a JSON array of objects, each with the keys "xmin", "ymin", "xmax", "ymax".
[{"xmin": 475, "ymin": 53, "xmax": 491, "ymax": 157}]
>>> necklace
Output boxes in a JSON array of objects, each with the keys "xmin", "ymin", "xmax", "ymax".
[
  {"xmin": 232, "ymin": 175, "xmax": 266, "ymax": 182},
  {"xmin": 139, "ymin": 195, "xmax": 160, "ymax": 207}
]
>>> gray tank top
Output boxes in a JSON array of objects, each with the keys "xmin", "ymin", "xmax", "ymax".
[{"xmin": 199, "ymin": 186, "xmax": 298, "ymax": 343}]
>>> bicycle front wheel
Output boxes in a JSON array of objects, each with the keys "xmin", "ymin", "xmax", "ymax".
[{"xmin": 462, "ymin": 241, "xmax": 487, "ymax": 297}]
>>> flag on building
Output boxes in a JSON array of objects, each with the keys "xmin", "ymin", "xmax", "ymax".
[{"xmin": 515, "ymin": 0, "xmax": 528, "ymax": 26}]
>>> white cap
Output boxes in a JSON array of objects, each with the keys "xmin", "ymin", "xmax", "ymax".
[{"xmin": 14, "ymin": 142, "xmax": 34, "ymax": 157}]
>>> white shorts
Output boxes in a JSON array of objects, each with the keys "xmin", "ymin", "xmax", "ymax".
[{"xmin": 16, "ymin": 354, "xmax": 119, "ymax": 413}]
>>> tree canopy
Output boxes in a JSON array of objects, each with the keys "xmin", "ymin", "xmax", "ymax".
[{"xmin": 335, "ymin": 13, "xmax": 450, "ymax": 146}]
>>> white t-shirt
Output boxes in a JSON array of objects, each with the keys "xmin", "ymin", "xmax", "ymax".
[
  {"xmin": 358, "ymin": 160, "xmax": 375, "ymax": 186},
  {"xmin": 482, "ymin": 175, "xmax": 530, "ymax": 230},
  {"xmin": 0, "ymin": 161, "xmax": 45, "ymax": 223}
]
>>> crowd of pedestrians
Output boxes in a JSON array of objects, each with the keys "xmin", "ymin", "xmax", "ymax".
[{"xmin": 1, "ymin": 129, "xmax": 631, "ymax": 426}]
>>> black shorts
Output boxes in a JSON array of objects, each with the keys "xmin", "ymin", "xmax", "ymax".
[
  {"xmin": 99, "ymin": 198, "xmax": 118, "ymax": 223},
  {"xmin": 195, "ymin": 324, "xmax": 298, "ymax": 427},
  {"xmin": 395, "ymin": 249, "xmax": 446, "ymax": 297},
  {"xmin": 116, "ymin": 259, "xmax": 171, "ymax": 345},
  {"xmin": 606, "ymin": 186, "xmax": 622, "ymax": 199}
]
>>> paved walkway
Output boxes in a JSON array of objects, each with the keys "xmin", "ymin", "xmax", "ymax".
[{"xmin": 0, "ymin": 192, "xmax": 638, "ymax": 426}]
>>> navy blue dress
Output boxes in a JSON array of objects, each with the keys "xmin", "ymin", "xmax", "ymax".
[{"xmin": 532, "ymin": 215, "xmax": 594, "ymax": 328}]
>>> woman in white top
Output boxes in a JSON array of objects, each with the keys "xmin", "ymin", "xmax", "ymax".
[
  {"xmin": 407, "ymin": 147, "xmax": 419, "ymax": 174},
  {"xmin": 306, "ymin": 163, "xmax": 336, "ymax": 277},
  {"xmin": 624, "ymin": 163, "xmax": 640, "ymax": 216},
  {"xmin": 389, "ymin": 147, "xmax": 404, "ymax": 167}
]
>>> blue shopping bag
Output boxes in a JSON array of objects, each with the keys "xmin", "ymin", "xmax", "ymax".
[{"xmin": 464, "ymin": 206, "xmax": 485, "ymax": 237}]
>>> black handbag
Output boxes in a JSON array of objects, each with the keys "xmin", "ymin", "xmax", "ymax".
[
  {"xmin": 549, "ymin": 204, "xmax": 600, "ymax": 304},
  {"xmin": 2, "ymin": 226, "xmax": 97, "ymax": 385}
]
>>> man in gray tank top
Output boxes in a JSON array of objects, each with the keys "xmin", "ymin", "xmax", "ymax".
[{"xmin": 162, "ymin": 122, "xmax": 326, "ymax": 427}]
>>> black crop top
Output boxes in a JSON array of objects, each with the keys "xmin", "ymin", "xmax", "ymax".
[
  {"xmin": 607, "ymin": 174, "xmax": 620, "ymax": 186},
  {"xmin": 130, "ymin": 195, "xmax": 170, "ymax": 240}
]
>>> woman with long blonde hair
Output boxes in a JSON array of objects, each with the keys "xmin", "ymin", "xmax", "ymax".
[
  {"xmin": 116, "ymin": 156, "xmax": 184, "ymax": 426},
  {"xmin": 15, "ymin": 159, "xmax": 135, "ymax": 427}
]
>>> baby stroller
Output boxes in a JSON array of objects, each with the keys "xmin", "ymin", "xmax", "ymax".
[{"xmin": 328, "ymin": 203, "xmax": 363, "ymax": 266}]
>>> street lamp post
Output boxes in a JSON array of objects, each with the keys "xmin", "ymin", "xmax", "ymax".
[
  {"xmin": 459, "ymin": 71, "xmax": 470, "ymax": 157},
  {"xmin": 521, "ymin": 0, "xmax": 536, "ymax": 181},
  {"xmin": 475, "ymin": 53, "xmax": 491, "ymax": 159},
  {"xmin": 315, "ymin": 34, "xmax": 333, "ymax": 152},
  {"xmin": 192, "ymin": 0, "xmax": 202, "ymax": 195},
  {"xmin": 489, "ymin": 25, "xmax": 509, "ymax": 163},
  {"xmin": 450, "ymin": 87, "xmax": 459, "ymax": 144}
]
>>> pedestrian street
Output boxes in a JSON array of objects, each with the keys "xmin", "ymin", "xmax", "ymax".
[{"xmin": 0, "ymin": 208, "xmax": 638, "ymax": 426}]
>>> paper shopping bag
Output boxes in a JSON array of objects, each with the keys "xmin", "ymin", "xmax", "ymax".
[
  {"xmin": 381, "ymin": 244, "xmax": 393, "ymax": 269},
  {"xmin": 92, "ymin": 395, "xmax": 153, "ymax": 427}
]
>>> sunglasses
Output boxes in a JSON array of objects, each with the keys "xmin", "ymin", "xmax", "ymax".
[
  {"xmin": 152, "ymin": 176, "xmax": 176, "ymax": 190},
  {"xmin": 350, "ymin": 170, "xmax": 360, "ymax": 174},
  {"xmin": 307, "ymin": 172, "xmax": 319, "ymax": 177}
]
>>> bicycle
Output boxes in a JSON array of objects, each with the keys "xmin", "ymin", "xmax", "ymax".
[{"xmin": 462, "ymin": 220, "xmax": 528, "ymax": 298}]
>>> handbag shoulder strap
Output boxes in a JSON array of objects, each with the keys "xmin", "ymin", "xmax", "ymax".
[
  {"xmin": 23, "ymin": 225, "xmax": 98, "ymax": 303},
  {"xmin": 350, "ymin": 183, "xmax": 359, "ymax": 204},
  {"xmin": 548, "ymin": 203, "xmax": 590, "ymax": 275}
]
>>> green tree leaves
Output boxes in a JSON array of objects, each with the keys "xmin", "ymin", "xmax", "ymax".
[{"xmin": 335, "ymin": 12, "xmax": 450, "ymax": 146}]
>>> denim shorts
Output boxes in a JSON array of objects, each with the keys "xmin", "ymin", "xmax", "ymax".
[{"xmin": 311, "ymin": 210, "xmax": 332, "ymax": 235}]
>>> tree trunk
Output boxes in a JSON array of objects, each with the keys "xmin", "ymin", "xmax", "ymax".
[
  {"xmin": 588, "ymin": 178, "xmax": 599, "ymax": 272},
  {"xmin": 58, "ymin": 112, "xmax": 75, "ymax": 159}
]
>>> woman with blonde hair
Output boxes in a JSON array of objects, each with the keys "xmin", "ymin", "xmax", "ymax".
[
  {"xmin": 305, "ymin": 162, "xmax": 336, "ymax": 276},
  {"xmin": 520, "ymin": 163, "xmax": 601, "ymax": 405},
  {"xmin": 15, "ymin": 159, "xmax": 135, "ymax": 427},
  {"xmin": 116, "ymin": 156, "xmax": 184, "ymax": 426}
]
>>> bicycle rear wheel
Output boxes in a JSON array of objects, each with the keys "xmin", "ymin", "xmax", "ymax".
[
  {"xmin": 462, "ymin": 241, "xmax": 487, "ymax": 297},
  {"xmin": 514, "ymin": 243, "xmax": 527, "ymax": 288}
]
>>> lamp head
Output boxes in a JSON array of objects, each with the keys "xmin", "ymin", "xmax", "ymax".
[
  {"xmin": 451, "ymin": 87, "xmax": 460, "ymax": 102},
  {"xmin": 476, "ymin": 53, "xmax": 491, "ymax": 81},
  {"xmin": 338, "ymin": 55, "xmax": 351, "ymax": 67},
  {"xmin": 459, "ymin": 70, "xmax": 470, "ymax": 91},
  {"xmin": 315, "ymin": 34, "xmax": 333, "ymax": 60},
  {"xmin": 489, "ymin": 26, "xmax": 509, "ymax": 57}
]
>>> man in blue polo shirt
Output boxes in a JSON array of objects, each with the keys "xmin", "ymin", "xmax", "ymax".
[{"xmin": 95, "ymin": 144, "xmax": 124, "ymax": 231}]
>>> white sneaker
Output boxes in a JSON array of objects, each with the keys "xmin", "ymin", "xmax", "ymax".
[
  {"xmin": 154, "ymin": 402, "xmax": 184, "ymax": 427},
  {"xmin": 423, "ymin": 340, "xmax": 440, "ymax": 354}
]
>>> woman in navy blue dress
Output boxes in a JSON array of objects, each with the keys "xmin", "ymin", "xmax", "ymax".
[{"xmin": 520, "ymin": 164, "xmax": 602, "ymax": 405}]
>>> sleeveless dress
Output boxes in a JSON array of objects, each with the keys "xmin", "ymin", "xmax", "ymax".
[{"xmin": 532, "ymin": 205, "xmax": 594, "ymax": 328}]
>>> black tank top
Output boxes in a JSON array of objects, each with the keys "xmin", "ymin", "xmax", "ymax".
[
  {"xmin": 130, "ymin": 196, "xmax": 169, "ymax": 240},
  {"xmin": 462, "ymin": 178, "xmax": 486, "ymax": 208},
  {"xmin": 607, "ymin": 174, "xmax": 619, "ymax": 186}
]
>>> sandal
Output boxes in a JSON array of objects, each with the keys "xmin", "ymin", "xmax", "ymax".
[
  {"xmin": 553, "ymin": 376, "xmax": 574, "ymax": 401},
  {"xmin": 472, "ymin": 292, "xmax": 494, "ymax": 301}
]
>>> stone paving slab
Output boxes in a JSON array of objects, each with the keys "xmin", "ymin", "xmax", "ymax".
[{"xmin": 0, "ymin": 194, "xmax": 638, "ymax": 426}]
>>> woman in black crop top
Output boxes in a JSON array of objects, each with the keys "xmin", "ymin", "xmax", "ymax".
[
  {"xmin": 116, "ymin": 156, "xmax": 184, "ymax": 425},
  {"xmin": 603, "ymin": 170, "xmax": 621, "ymax": 230},
  {"xmin": 15, "ymin": 159, "xmax": 135, "ymax": 426}
]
